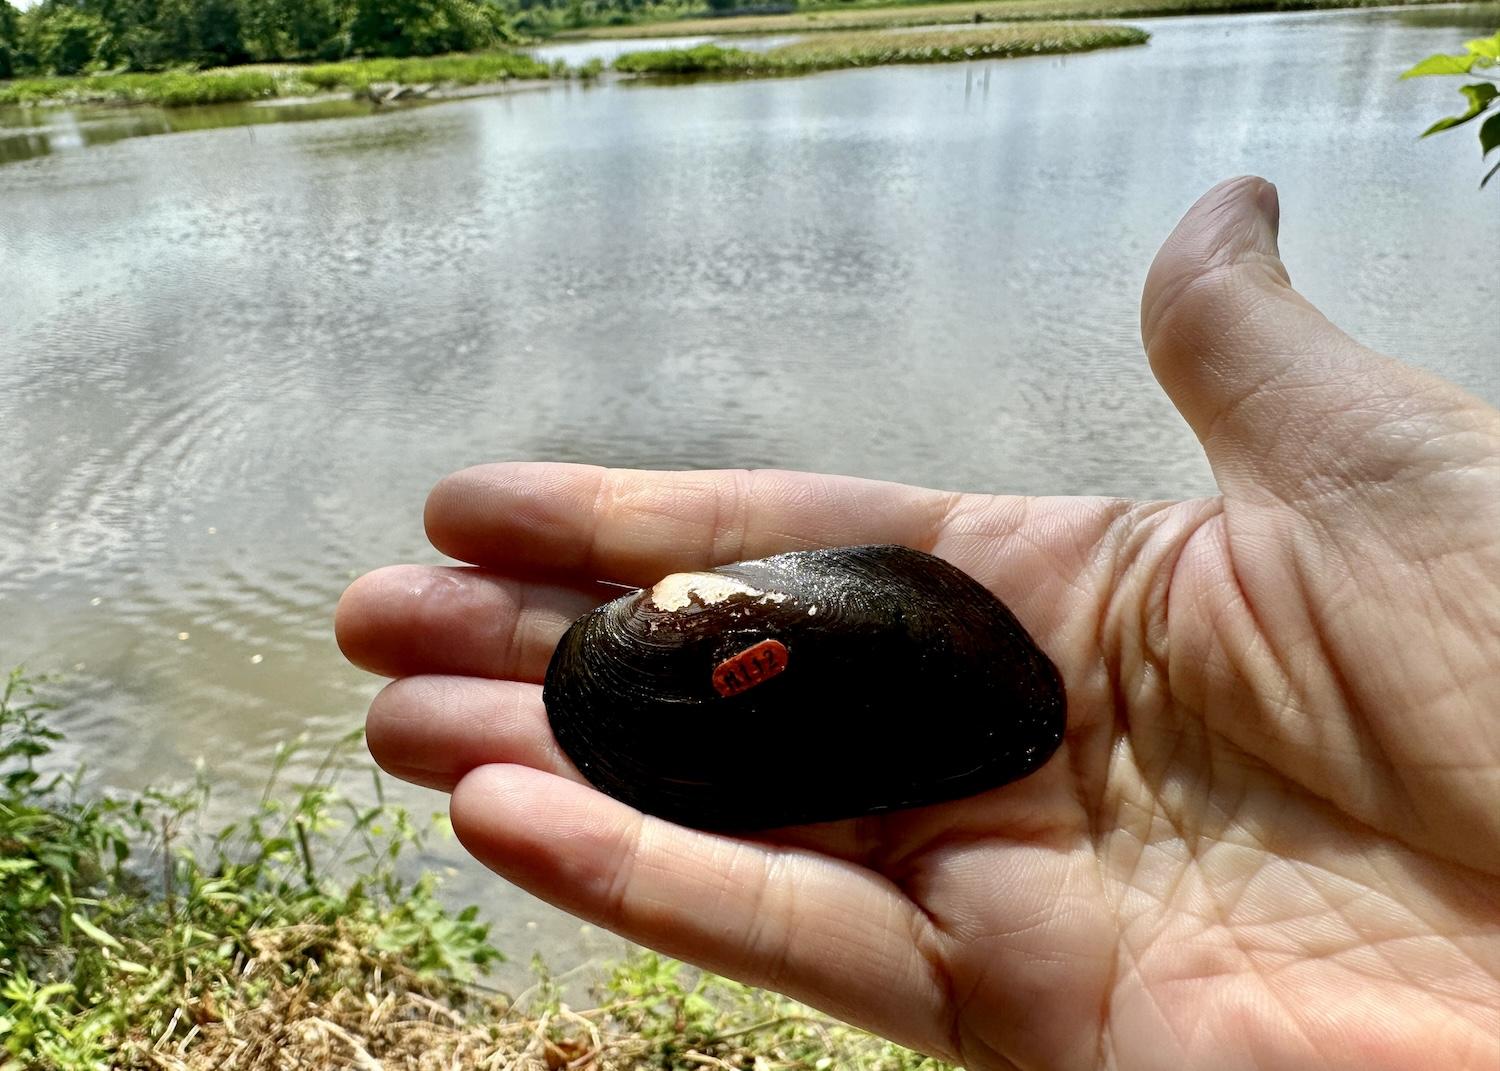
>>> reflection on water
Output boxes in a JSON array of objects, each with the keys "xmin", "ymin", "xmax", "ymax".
[
  {"xmin": 0, "ymin": 32, "xmax": 805, "ymax": 166},
  {"xmin": 2, "ymin": 6, "xmax": 1499, "ymax": 977},
  {"xmin": 0, "ymin": 97, "xmax": 400, "ymax": 165},
  {"xmin": 1395, "ymin": 1, "xmax": 1500, "ymax": 26}
]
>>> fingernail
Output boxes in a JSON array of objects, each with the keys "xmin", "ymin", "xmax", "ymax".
[
  {"xmin": 1222, "ymin": 177, "xmax": 1280, "ymax": 261},
  {"xmin": 1256, "ymin": 180, "xmax": 1280, "ymax": 234}
]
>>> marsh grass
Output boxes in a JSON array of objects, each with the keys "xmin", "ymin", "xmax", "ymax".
[
  {"xmin": 0, "ymin": 51, "xmax": 557, "ymax": 107},
  {"xmin": 614, "ymin": 22, "xmax": 1148, "ymax": 75},
  {"xmin": 0, "ymin": 668, "xmax": 951, "ymax": 1070},
  {"xmin": 147, "ymin": 950, "xmax": 956, "ymax": 1070},
  {"xmin": 0, "ymin": 68, "xmax": 285, "ymax": 106},
  {"xmin": 573, "ymin": 0, "xmax": 1455, "ymax": 38},
  {"xmin": 299, "ymin": 50, "xmax": 555, "ymax": 91}
]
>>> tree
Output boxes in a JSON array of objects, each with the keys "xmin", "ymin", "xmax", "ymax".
[
  {"xmin": 348, "ymin": 0, "xmax": 505, "ymax": 57},
  {"xmin": 0, "ymin": 0, "xmax": 521, "ymax": 76},
  {"xmin": 238, "ymin": 0, "xmax": 356, "ymax": 62},
  {"xmin": 188, "ymin": 0, "xmax": 249, "ymax": 64},
  {"xmin": 0, "ymin": 0, "xmax": 18, "ymax": 77},
  {"xmin": 1404, "ymin": 30, "xmax": 1500, "ymax": 188},
  {"xmin": 22, "ymin": 6, "xmax": 113, "ymax": 75}
]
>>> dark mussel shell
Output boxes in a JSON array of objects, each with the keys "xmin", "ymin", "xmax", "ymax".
[{"xmin": 543, "ymin": 544, "xmax": 1065, "ymax": 831}]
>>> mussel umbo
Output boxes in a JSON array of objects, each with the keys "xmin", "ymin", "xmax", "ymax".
[{"xmin": 543, "ymin": 544, "xmax": 1065, "ymax": 831}]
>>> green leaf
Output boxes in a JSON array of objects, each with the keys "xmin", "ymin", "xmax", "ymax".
[
  {"xmin": 1483, "ymin": 158, "xmax": 1500, "ymax": 189},
  {"xmin": 69, "ymin": 911, "xmax": 124, "ymax": 951},
  {"xmin": 1402, "ymin": 52, "xmax": 1478, "ymax": 78},
  {"xmin": 1464, "ymin": 33, "xmax": 1500, "ymax": 60},
  {"xmin": 1483, "ymin": 112, "xmax": 1500, "ymax": 157},
  {"xmin": 1421, "ymin": 83, "xmax": 1499, "ymax": 136},
  {"xmin": 1424, "ymin": 114, "xmax": 1476, "ymax": 136},
  {"xmin": 1462, "ymin": 82, "xmax": 1499, "ymax": 108}
]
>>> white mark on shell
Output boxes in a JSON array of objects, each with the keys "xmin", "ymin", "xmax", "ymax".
[{"xmin": 649, "ymin": 572, "xmax": 785, "ymax": 612}]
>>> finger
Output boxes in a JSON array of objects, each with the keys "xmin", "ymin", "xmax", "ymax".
[
  {"xmin": 366, "ymin": 675, "xmax": 579, "ymax": 792},
  {"xmin": 1140, "ymin": 175, "xmax": 1494, "ymax": 509},
  {"xmin": 450, "ymin": 764, "xmax": 958, "ymax": 1062},
  {"xmin": 367, "ymin": 673, "xmax": 899, "ymax": 866},
  {"xmin": 335, "ymin": 565, "xmax": 598, "ymax": 681},
  {"xmin": 424, "ymin": 463, "xmax": 956, "ymax": 582}
]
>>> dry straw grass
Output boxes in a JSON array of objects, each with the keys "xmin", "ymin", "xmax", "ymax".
[
  {"xmin": 126, "ymin": 923, "xmax": 617, "ymax": 1071},
  {"xmin": 123, "ymin": 921, "xmax": 945, "ymax": 1071}
]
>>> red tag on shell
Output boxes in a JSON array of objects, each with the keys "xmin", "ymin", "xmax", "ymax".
[{"xmin": 712, "ymin": 639, "xmax": 789, "ymax": 697}]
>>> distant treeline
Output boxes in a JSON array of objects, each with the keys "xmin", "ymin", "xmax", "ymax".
[
  {"xmin": 0, "ymin": 0, "xmax": 519, "ymax": 74},
  {"xmin": 0, "ymin": 0, "xmax": 737, "ymax": 77}
]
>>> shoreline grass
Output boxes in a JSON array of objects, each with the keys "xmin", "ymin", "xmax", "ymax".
[
  {"xmin": 0, "ymin": 668, "xmax": 951, "ymax": 1069},
  {"xmin": 299, "ymin": 51, "xmax": 559, "ymax": 92},
  {"xmin": 614, "ymin": 22, "xmax": 1149, "ymax": 75},
  {"xmin": 0, "ymin": 50, "xmax": 562, "ymax": 108},
  {"xmin": 563, "ymin": 0, "xmax": 1461, "ymax": 38}
]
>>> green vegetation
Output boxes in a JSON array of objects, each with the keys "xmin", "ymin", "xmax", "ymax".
[
  {"xmin": 0, "ymin": 49, "xmax": 560, "ymax": 106},
  {"xmin": 0, "ymin": 0, "xmax": 1468, "ymax": 85},
  {"xmin": 614, "ymin": 40, "xmax": 747, "ymax": 71},
  {"xmin": 568, "ymin": 0, "xmax": 1455, "ymax": 38},
  {"xmin": 0, "ymin": 0, "xmax": 517, "ymax": 77},
  {"xmin": 299, "ymin": 48, "xmax": 553, "ymax": 88},
  {"xmin": 614, "ymin": 22, "xmax": 1147, "ymax": 74},
  {"xmin": 1403, "ymin": 29, "xmax": 1500, "ymax": 187},
  {"xmin": 0, "ymin": 667, "xmax": 496, "ymax": 1068},
  {"xmin": 0, "ymin": 8, "xmax": 1156, "ymax": 106},
  {"xmin": 0, "ymin": 668, "xmax": 950, "ymax": 1069},
  {"xmin": 0, "ymin": 0, "xmax": 1463, "ymax": 76},
  {"xmin": 0, "ymin": 67, "xmax": 283, "ymax": 105}
]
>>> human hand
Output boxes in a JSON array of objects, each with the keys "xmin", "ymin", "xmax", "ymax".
[{"xmin": 335, "ymin": 177, "xmax": 1500, "ymax": 1070}]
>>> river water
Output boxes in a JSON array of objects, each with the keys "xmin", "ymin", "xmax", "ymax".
[{"xmin": 2, "ymin": 5, "xmax": 1498, "ymax": 977}]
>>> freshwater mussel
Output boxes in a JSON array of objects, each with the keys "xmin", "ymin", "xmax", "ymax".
[{"xmin": 542, "ymin": 544, "xmax": 1065, "ymax": 831}]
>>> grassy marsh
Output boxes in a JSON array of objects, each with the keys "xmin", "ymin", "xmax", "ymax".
[
  {"xmin": 614, "ymin": 22, "xmax": 1149, "ymax": 75},
  {"xmin": 299, "ymin": 50, "xmax": 557, "ymax": 91},
  {"xmin": 569, "ymin": 0, "xmax": 1455, "ymax": 38},
  {"xmin": 0, "ymin": 51, "xmax": 559, "ymax": 107},
  {"xmin": 0, "ymin": 68, "xmax": 286, "ymax": 106}
]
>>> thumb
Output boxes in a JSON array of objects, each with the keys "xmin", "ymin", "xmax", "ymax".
[{"xmin": 1140, "ymin": 175, "xmax": 1490, "ymax": 512}]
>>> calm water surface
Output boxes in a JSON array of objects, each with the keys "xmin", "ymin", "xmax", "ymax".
[{"xmin": 2, "ymin": 6, "xmax": 1498, "ymax": 975}]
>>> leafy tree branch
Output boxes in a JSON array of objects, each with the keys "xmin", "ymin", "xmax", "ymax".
[{"xmin": 1404, "ymin": 30, "xmax": 1500, "ymax": 187}]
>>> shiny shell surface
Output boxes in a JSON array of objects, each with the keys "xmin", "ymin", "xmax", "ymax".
[{"xmin": 542, "ymin": 544, "xmax": 1065, "ymax": 831}]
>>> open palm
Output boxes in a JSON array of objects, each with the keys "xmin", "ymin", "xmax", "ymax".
[{"xmin": 336, "ymin": 178, "xmax": 1500, "ymax": 1070}]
